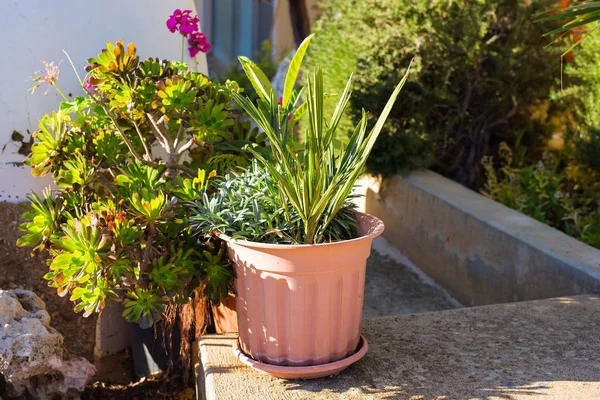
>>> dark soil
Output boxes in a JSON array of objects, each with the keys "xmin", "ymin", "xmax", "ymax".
[
  {"xmin": 82, "ymin": 344, "xmax": 195, "ymax": 399},
  {"xmin": 84, "ymin": 370, "xmax": 194, "ymax": 400},
  {"xmin": 0, "ymin": 202, "xmax": 96, "ymax": 361},
  {"xmin": 0, "ymin": 202, "xmax": 193, "ymax": 399}
]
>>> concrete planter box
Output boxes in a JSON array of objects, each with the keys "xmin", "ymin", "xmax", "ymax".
[{"xmin": 360, "ymin": 170, "xmax": 600, "ymax": 306}]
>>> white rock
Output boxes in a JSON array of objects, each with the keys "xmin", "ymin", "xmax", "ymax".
[{"xmin": 0, "ymin": 289, "xmax": 96, "ymax": 399}]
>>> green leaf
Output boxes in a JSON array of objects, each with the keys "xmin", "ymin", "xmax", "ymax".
[
  {"xmin": 326, "ymin": 74, "xmax": 353, "ymax": 147},
  {"xmin": 562, "ymin": 12, "xmax": 600, "ymax": 31},
  {"xmin": 282, "ymin": 34, "xmax": 314, "ymax": 108},
  {"xmin": 50, "ymin": 252, "xmax": 73, "ymax": 271},
  {"xmin": 238, "ymin": 56, "xmax": 274, "ymax": 103},
  {"xmin": 59, "ymin": 102, "xmax": 78, "ymax": 115},
  {"xmin": 59, "ymin": 96, "xmax": 89, "ymax": 115},
  {"xmin": 534, "ymin": 3, "xmax": 600, "ymax": 22},
  {"xmin": 293, "ymin": 102, "xmax": 308, "ymax": 122}
]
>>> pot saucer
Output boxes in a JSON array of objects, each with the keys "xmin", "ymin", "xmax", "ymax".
[{"xmin": 232, "ymin": 335, "xmax": 369, "ymax": 379}]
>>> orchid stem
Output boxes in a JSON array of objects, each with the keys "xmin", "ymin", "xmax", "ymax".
[{"xmin": 181, "ymin": 35, "xmax": 185, "ymax": 63}]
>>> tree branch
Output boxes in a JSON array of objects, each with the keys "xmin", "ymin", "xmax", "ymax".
[
  {"xmin": 146, "ymin": 112, "xmax": 172, "ymax": 154},
  {"xmin": 177, "ymin": 138, "xmax": 195, "ymax": 155},
  {"xmin": 140, "ymin": 223, "xmax": 155, "ymax": 276},
  {"xmin": 161, "ymin": 162, "xmax": 195, "ymax": 176},
  {"xmin": 173, "ymin": 119, "xmax": 186, "ymax": 149},
  {"xmin": 83, "ymin": 88, "xmax": 194, "ymax": 177},
  {"xmin": 135, "ymin": 158, "xmax": 195, "ymax": 177},
  {"xmin": 105, "ymin": 109, "xmax": 145, "ymax": 163},
  {"xmin": 83, "ymin": 88, "xmax": 145, "ymax": 164},
  {"xmin": 157, "ymin": 114, "xmax": 173, "ymax": 147},
  {"xmin": 96, "ymin": 173, "xmax": 117, "ymax": 193},
  {"xmin": 460, "ymin": 80, "xmax": 473, "ymax": 115}
]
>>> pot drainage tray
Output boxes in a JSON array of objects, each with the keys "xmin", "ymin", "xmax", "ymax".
[{"xmin": 232, "ymin": 335, "xmax": 369, "ymax": 379}]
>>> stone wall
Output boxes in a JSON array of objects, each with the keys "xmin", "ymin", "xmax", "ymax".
[{"xmin": 359, "ymin": 171, "xmax": 600, "ymax": 306}]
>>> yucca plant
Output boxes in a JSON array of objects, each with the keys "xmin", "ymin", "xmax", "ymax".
[{"xmin": 204, "ymin": 36, "xmax": 411, "ymax": 244}]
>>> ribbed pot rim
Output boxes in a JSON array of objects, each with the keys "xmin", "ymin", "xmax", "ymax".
[{"xmin": 218, "ymin": 211, "xmax": 384, "ymax": 250}]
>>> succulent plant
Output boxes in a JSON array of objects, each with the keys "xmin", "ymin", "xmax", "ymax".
[{"xmin": 18, "ymin": 41, "xmax": 266, "ymax": 328}]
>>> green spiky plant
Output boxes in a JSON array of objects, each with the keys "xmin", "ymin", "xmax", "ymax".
[
  {"xmin": 190, "ymin": 35, "xmax": 411, "ymax": 244},
  {"xmin": 535, "ymin": 1, "xmax": 600, "ymax": 38},
  {"xmin": 534, "ymin": 1, "xmax": 600, "ymax": 65},
  {"xmin": 17, "ymin": 40, "xmax": 266, "ymax": 328}
]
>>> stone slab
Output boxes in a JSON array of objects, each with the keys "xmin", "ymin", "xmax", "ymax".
[{"xmin": 198, "ymin": 296, "xmax": 600, "ymax": 400}]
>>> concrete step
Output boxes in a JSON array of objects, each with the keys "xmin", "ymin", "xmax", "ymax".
[
  {"xmin": 198, "ymin": 295, "xmax": 600, "ymax": 400},
  {"xmin": 364, "ymin": 237, "xmax": 461, "ymax": 317}
]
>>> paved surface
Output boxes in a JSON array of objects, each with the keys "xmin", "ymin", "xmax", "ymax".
[
  {"xmin": 199, "ymin": 296, "xmax": 600, "ymax": 400},
  {"xmin": 364, "ymin": 238, "xmax": 461, "ymax": 317}
]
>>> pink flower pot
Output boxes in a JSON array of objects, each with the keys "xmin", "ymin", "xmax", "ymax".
[{"xmin": 220, "ymin": 212, "xmax": 383, "ymax": 377}]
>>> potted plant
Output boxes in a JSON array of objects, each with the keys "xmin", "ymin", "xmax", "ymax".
[
  {"xmin": 188, "ymin": 36, "xmax": 411, "ymax": 379},
  {"xmin": 17, "ymin": 29, "xmax": 264, "ymax": 374}
]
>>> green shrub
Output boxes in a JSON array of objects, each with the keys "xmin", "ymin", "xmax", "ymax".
[
  {"xmin": 482, "ymin": 143, "xmax": 600, "ymax": 249},
  {"xmin": 480, "ymin": 23, "xmax": 600, "ymax": 251},
  {"xmin": 554, "ymin": 29, "xmax": 600, "ymax": 174},
  {"xmin": 212, "ymin": 40, "xmax": 278, "ymax": 102},
  {"xmin": 308, "ymin": 0, "xmax": 566, "ymax": 187}
]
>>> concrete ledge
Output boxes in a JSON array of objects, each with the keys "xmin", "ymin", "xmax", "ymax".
[
  {"xmin": 361, "ymin": 171, "xmax": 600, "ymax": 306},
  {"xmin": 198, "ymin": 296, "xmax": 600, "ymax": 400}
]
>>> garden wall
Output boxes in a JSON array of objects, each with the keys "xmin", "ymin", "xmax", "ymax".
[{"xmin": 359, "ymin": 171, "xmax": 600, "ymax": 306}]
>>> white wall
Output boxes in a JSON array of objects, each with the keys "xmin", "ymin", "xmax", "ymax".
[{"xmin": 0, "ymin": 0, "xmax": 208, "ymax": 202}]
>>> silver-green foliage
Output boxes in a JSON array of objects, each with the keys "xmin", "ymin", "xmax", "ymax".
[
  {"xmin": 189, "ymin": 163, "xmax": 287, "ymax": 242},
  {"xmin": 188, "ymin": 162, "xmax": 357, "ymax": 244}
]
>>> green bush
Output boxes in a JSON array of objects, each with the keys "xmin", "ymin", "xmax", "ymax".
[
  {"xmin": 308, "ymin": 0, "xmax": 565, "ymax": 187},
  {"xmin": 482, "ymin": 143, "xmax": 600, "ymax": 249},
  {"xmin": 212, "ymin": 40, "xmax": 278, "ymax": 102},
  {"xmin": 555, "ymin": 29, "xmax": 600, "ymax": 173},
  {"xmin": 479, "ymin": 23, "xmax": 600, "ymax": 251}
]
